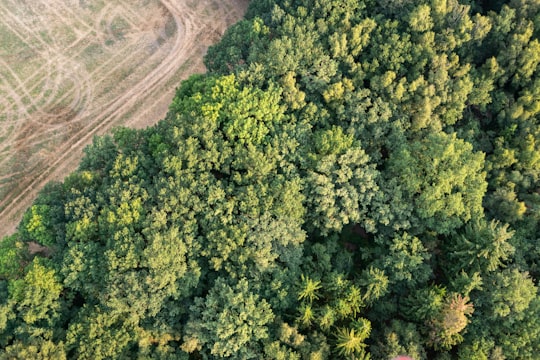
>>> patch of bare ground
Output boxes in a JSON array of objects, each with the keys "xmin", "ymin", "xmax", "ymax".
[
  {"xmin": 27, "ymin": 241, "xmax": 52, "ymax": 257},
  {"xmin": 0, "ymin": 0, "xmax": 249, "ymax": 237}
]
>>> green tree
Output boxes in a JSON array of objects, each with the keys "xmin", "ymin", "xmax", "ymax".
[
  {"xmin": 66, "ymin": 305, "xmax": 136, "ymax": 360},
  {"xmin": 370, "ymin": 320, "xmax": 427, "ymax": 360},
  {"xmin": 0, "ymin": 258, "xmax": 65, "ymax": 357},
  {"xmin": 335, "ymin": 318, "xmax": 371, "ymax": 358},
  {"xmin": 182, "ymin": 278, "xmax": 275, "ymax": 358},
  {"xmin": 20, "ymin": 205, "xmax": 55, "ymax": 247},
  {"xmin": 0, "ymin": 235, "xmax": 25, "ymax": 280},
  {"xmin": 444, "ymin": 219, "xmax": 515, "ymax": 275},
  {"xmin": 468, "ymin": 268, "xmax": 540, "ymax": 359},
  {"xmin": 385, "ymin": 132, "xmax": 487, "ymax": 234},
  {"xmin": 369, "ymin": 232, "xmax": 432, "ymax": 288},
  {"xmin": 305, "ymin": 145, "xmax": 380, "ymax": 235}
]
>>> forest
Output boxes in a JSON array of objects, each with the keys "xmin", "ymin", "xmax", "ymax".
[{"xmin": 1, "ymin": 0, "xmax": 539, "ymax": 358}]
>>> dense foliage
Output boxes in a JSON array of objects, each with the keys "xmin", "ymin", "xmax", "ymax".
[{"xmin": 1, "ymin": 0, "xmax": 539, "ymax": 358}]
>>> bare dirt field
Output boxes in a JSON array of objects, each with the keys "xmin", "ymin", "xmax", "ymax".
[{"xmin": 0, "ymin": 0, "xmax": 249, "ymax": 237}]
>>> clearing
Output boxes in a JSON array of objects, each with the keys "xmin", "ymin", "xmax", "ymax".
[{"xmin": 0, "ymin": 0, "xmax": 249, "ymax": 237}]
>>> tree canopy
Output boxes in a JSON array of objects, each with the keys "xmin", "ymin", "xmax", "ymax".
[{"xmin": 1, "ymin": 0, "xmax": 540, "ymax": 358}]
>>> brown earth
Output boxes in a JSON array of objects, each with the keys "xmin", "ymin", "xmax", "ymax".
[{"xmin": 0, "ymin": 0, "xmax": 249, "ymax": 237}]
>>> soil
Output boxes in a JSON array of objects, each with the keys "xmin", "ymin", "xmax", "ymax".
[{"xmin": 0, "ymin": 0, "xmax": 249, "ymax": 237}]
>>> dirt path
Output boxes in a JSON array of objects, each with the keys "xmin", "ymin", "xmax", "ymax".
[{"xmin": 0, "ymin": 0, "xmax": 249, "ymax": 237}]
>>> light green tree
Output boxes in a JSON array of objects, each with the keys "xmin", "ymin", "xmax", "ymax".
[{"xmin": 385, "ymin": 132, "xmax": 487, "ymax": 234}]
